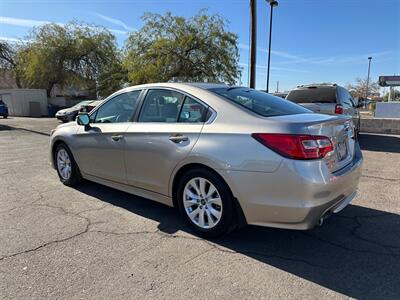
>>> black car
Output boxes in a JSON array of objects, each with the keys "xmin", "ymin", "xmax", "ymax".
[{"xmin": 55, "ymin": 100, "xmax": 97, "ymax": 123}]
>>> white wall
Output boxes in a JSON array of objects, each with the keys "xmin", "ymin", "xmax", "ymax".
[
  {"xmin": 375, "ymin": 102, "xmax": 400, "ymax": 118},
  {"xmin": 0, "ymin": 89, "xmax": 47, "ymax": 116}
]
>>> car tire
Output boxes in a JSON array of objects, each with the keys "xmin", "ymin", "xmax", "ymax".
[
  {"xmin": 54, "ymin": 143, "xmax": 82, "ymax": 186},
  {"xmin": 177, "ymin": 168, "xmax": 236, "ymax": 238}
]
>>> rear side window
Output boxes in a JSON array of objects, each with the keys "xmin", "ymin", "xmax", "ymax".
[
  {"xmin": 178, "ymin": 97, "xmax": 208, "ymax": 123},
  {"xmin": 139, "ymin": 90, "xmax": 210, "ymax": 123},
  {"xmin": 139, "ymin": 90, "xmax": 185, "ymax": 123},
  {"xmin": 286, "ymin": 87, "xmax": 337, "ymax": 103},
  {"xmin": 210, "ymin": 87, "xmax": 309, "ymax": 117}
]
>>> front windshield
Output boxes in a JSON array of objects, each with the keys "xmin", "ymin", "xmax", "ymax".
[
  {"xmin": 72, "ymin": 101, "xmax": 92, "ymax": 109},
  {"xmin": 210, "ymin": 87, "xmax": 310, "ymax": 117}
]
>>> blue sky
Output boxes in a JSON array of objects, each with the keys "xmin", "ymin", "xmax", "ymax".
[{"xmin": 1, "ymin": 0, "xmax": 399, "ymax": 92}]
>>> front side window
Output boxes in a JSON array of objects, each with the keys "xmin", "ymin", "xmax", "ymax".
[
  {"xmin": 139, "ymin": 90, "xmax": 185, "ymax": 122},
  {"xmin": 211, "ymin": 87, "xmax": 309, "ymax": 117},
  {"xmin": 93, "ymin": 90, "xmax": 141, "ymax": 123}
]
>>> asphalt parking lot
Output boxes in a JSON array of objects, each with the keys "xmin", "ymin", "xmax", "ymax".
[{"xmin": 1, "ymin": 117, "xmax": 399, "ymax": 299}]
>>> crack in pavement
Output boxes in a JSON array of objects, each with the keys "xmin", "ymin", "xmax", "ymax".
[
  {"xmin": 0, "ymin": 203, "xmax": 107, "ymax": 262},
  {"xmin": 0, "ymin": 188, "xmax": 46, "ymax": 214},
  {"xmin": 1, "ymin": 196, "xmax": 398, "ymax": 268},
  {"xmin": 160, "ymin": 233, "xmax": 323, "ymax": 268},
  {"xmin": 361, "ymin": 174, "xmax": 400, "ymax": 182},
  {"xmin": 0, "ymin": 219, "xmax": 90, "ymax": 262},
  {"xmin": 338, "ymin": 214, "xmax": 400, "ymax": 252},
  {"xmin": 178, "ymin": 247, "xmax": 215, "ymax": 267}
]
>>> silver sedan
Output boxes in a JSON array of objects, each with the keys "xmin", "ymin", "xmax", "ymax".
[{"xmin": 50, "ymin": 83, "xmax": 363, "ymax": 237}]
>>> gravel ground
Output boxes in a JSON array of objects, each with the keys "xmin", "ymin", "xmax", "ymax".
[{"xmin": 1, "ymin": 117, "xmax": 399, "ymax": 299}]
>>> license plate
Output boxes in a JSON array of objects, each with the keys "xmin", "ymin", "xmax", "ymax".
[{"xmin": 337, "ymin": 141, "xmax": 348, "ymax": 161}]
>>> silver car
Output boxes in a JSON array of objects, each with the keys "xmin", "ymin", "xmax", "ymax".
[{"xmin": 50, "ymin": 83, "xmax": 363, "ymax": 237}]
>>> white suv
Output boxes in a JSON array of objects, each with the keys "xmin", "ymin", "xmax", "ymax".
[{"xmin": 286, "ymin": 84, "xmax": 360, "ymax": 132}]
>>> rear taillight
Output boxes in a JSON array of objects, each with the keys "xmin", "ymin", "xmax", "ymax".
[
  {"xmin": 252, "ymin": 133, "xmax": 333, "ymax": 160},
  {"xmin": 335, "ymin": 104, "xmax": 344, "ymax": 114}
]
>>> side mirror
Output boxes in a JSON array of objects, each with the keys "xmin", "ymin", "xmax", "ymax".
[{"xmin": 77, "ymin": 113, "xmax": 90, "ymax": 126}]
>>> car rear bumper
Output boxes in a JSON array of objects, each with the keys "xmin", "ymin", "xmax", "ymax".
[{"xmin": 221, "ymin": 142, "xmax": 363, "ymax": 230}]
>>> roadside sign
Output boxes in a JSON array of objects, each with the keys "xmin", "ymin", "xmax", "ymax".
[{"xmin": 379, "ymin": 76, "xmax": 400, "ymax": 87}]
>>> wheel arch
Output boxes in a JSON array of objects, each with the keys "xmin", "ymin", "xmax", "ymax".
[{"xmin": 170, "ymin": 162, "xmax": 247, "ymax": 227}]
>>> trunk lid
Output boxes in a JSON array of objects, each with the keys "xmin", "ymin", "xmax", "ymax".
[{"xmin": 269, "ymin": 113, "xmax": 355, "ymax": 172}]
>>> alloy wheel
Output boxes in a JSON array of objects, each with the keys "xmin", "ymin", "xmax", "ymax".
[
  {"xmin": 183, "ymin": 177, "xmax": 223, "ymax": 229},
  {"xmin": 57, "ymin": 148, "xmax": 72, "ymax": 180}
]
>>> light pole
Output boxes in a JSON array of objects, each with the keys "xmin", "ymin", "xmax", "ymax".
[
  {"xmin": 266, "ymin": 0, "xmax": 278, "ymax": 93},
  {"xmin": 249, "ymin": 0, "xmax": 257, "ymax": 89},
  {"xmin": 365, "ymin": 56, "xmax": 372, "ymax": 103}
]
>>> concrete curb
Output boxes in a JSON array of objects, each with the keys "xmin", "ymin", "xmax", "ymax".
[{"xmin": 360, "ymin": 118, "xmax": 400, "ymax": 135}]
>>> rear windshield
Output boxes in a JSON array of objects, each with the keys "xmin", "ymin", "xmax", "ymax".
[
  {"xmin": 210, "ymin": 87, "xmax": 309, "ymax": 117},
  {"xmin": 286, "ymin": 87, "xmax": 337, "ymax": 103}
]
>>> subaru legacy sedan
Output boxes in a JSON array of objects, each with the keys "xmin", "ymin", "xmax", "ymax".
[{"xmin": 50, "ymin": 83, "xmax": 363, "ymax": 237}]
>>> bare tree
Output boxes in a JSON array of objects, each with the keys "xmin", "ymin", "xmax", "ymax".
[
  {"xmin": 0, "ymin": 41, "xmax": 23, "ymax": 87},
  {"xmin": 346, "ymin": 77, "xmax": 380, "ymax": 99}
]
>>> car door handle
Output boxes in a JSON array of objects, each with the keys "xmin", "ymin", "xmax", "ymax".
[
  {"xmin": 169, "ymin": 135, "xmax": 189, "ymax": 143},
  {"xmin": 111, "ymin": 135, "xmax": 124, "ymax": 141}
]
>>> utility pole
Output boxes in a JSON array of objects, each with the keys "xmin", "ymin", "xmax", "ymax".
[
  {"xmin": 249, "ymin": 0, "xmax": 257, "ymax": 89},
  {"xmin": 276, "ymin": 80, "xmax": 279, "ymax": 93},
  {"xmin": 266, "ymin": 0, "xmax": 278, "ymax": 93},
  {"xmin": 365, "ymin": 57, "xmax": 372, "ymax": 101}
]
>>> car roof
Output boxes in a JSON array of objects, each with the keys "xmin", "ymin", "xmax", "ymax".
[
  {"xmin": 294, "ymin": 84, "xmax": 339, "ymax": 90},
  {"xmin": 116, "ymin": 82, "xmax": 230, "ymax": 93},
  {"xmin": 183, "ymin": 82, "xmax": 230, "ymax": 90}
]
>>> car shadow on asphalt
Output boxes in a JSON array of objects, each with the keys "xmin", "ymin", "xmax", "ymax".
[
  {"xmin": 359, "ymin": 133, "xmax": 400, "ymax": 153},
  {"xmin": 76, "ymin": 181, "xmax": 400, "ymax": 299},
  {"xmin": 0, "ymin": 124, "xmax": 50, "ymax": 136}
]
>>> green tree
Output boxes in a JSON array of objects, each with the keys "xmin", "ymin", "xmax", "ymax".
[
  {"xmin": 123, "ymin": 10, "xmax": 241, "ymax": 85},
  {"xmin": 96, "ymin": 57, "xmax": 128, "ymax": 98},
  {"xmin": 346, "ymin": 77, "xmax": 380, "ymax": 99},
  {"xmin": 17, "ymin": 22, "xmax": 119, "ymax": 97}
]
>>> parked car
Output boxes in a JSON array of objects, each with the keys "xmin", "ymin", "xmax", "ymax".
[
  {"xmin": 55, "ymin": 100, "xmax": 98, "ymax": 123},
  {"xmin": 79, "ymin": 100, "xmax": 103, "ymax": 113},
  {"xmin": 50, "ymin": 83, "xmax": 363, "ymax": 237},
  {"xmin": 271, "ymin": 92, "xmax": 288, "ymax": 99},
  {"xmin": 0, "ymin": 99, "xmax": 8, "ymax": 118},
  {"xmin": 286, "ymin": 84, "xmax": 361, "ymax": 132}
]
